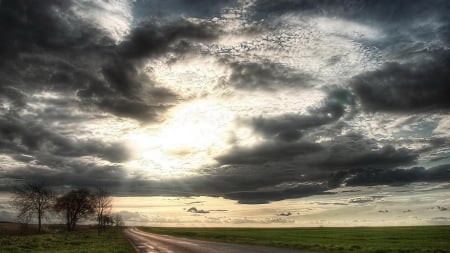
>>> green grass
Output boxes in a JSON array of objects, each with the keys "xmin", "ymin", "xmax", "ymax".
[
  {"xmin": 140, "ymin": 226, "xmax": 450, "ymax": 253},
  {"xmin": 0, "ymin": 228, "xmax": 134, "ymax": 253}
]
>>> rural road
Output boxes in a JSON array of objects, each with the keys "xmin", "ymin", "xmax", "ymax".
[{"xmin": 124, "ymin": 228, "xmax": 315, "ymax": 253}]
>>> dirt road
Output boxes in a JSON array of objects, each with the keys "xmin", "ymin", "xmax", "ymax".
[{"xmin": 124, "ymin": 228, "xmax": 315, "ymax": 253}]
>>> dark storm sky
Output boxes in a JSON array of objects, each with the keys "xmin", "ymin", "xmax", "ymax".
[{"xmin": 0, "ymin": 0, "xmax": 450, "ymax": 205}]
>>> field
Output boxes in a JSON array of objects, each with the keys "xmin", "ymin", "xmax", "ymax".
[
  {"xmin": 141, "ymin": 226, "xmax": 450, "ymax": 253},
  {"xmin": 2, "ymin": 223, "xmax": 449, "ymax": 253},
  {"xmin": 0, "ymin": 223, "xmax": 134, "ymax": 253}
]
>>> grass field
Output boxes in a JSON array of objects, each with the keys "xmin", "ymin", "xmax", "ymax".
[
  {"xmin": 140, "ymin": 226, "xmax": 450, "ymax": 253},
  {"xmin": 0, "ymin": 224, "xmax": 134, "ymax": 253}
]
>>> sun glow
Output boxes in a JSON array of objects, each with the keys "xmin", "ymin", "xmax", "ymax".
[
  {"xmin": 125, "ymin": 99, "xmax": 233, "ymax": 177},
  {"xmin": 149, "ymin": 56, "xmax": 229, "ymax": 99}
]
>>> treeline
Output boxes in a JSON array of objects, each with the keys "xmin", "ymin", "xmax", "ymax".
[{"xmin": 12, "ymin": 182, "xmax": 124, "ymax": 233}]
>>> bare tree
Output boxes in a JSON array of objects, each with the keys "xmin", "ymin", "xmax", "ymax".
[
  {"xmin": 93, "ymin": 188, "xmax": 112, "ymax": 234},
  {"xmin": 12, "ymin": 182, "xmax": 54, "ymax": 233},
  {"xmin": 101, "ymin": 214, "xmax": 114, "ymax": 227},
  {"xmin": 54, "ymin": 188, "xmax": 94, "ymax": 231},
  {"xmin": 113, "ymin": 213, "xmax": 125, "ymax": 227}
]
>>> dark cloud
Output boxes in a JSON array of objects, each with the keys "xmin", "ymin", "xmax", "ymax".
[
  {"xmin": 315, "ymin": 142, "xmax": 417, "ymax": 171},
  {"xmin": 95, "ymin": 97, "xmax": 169, "ymax": 123},
  {"xmin": 0, "ymin": 86, "xmax": 27, "ymax": 108},
  {"xmin": 0, "ymin": 0, "xmax": 449, "ymax": 207},
  {"xmin": 0, "ymin": 117, "xmax": 130, "ymax": 163},
  {"xmin": 224, "ymin": 60, "xmax": 314, "ymax": 91},
  {"xmin": 210, "ymin": 132, "xmax": 418, "ymax": 202},
  {"xmin": 101, "ymin": 60, "xmax": 148, "ymax": 98},
  {"xmin": 79, "ymin": 20, "xmax": 218, "ymax": 121},
  {"xmin": 247, "ymin": 89, "xmax": 354, "ymax": 142},
  {"xmin": 0, "ymin": 0, "xmax": 219, "ymax": 123},
  {"xmin": 330, "ymin": 164, "xmax": 450, "ymax": 187},
  {"xmin": 133, "ymin": 0, "xmax": 236, "ymax": 21},
  {"xmin": 3, "ymin": 159, "xmax": 127, "ymax": 190},
  {"xmin": 216, "ymin": 141, "xmax": 322, "ymax": 165},
  {"xmin": 101, "ymin": 163, "xmax": 331, "ymax": 204},
  {"xmin": 251, "ymin": 0, "xmax": 450, "ymax": 60},
  {"xmin": 3, "ymin": 161, "xmax": 449, "ymax": 204},
  {"xmin": 0, "ymin": 0, "xmax": 74, "ymax": 61},
  {"xmin": 351, "ymin": 50, "xmax": 450, "ymax": 112},
  {"xmin": 89, "ymin": 19, "xmax": 218, "ymax": 121},
  {"xmin": 349, "ymin": 197, "xmax": 374, "ymax": 204},
  {"xmin": 251, "ymin": 0, "xmax": 450, "ymax": 26},
  {"xmin": 224, "ymin": 183, "xmax": 330, "ymax": 204},
  {"xmin": 0, "ymin": 1, "xmax": 226, "ymax": 196},
  {"xmin": 187, "ymin": 207, "xmax": 209, "ymax": 214},
  {"xmin": 88, "ymin": 19, "xmax": 218, "ymax": 121},
  {"xmin": 119, "ymin": 20, "xmax": 218, "ymax": 59},
  {"xmin": 278, "ymin": 212, "xmax": 292, "ymax": 216}
]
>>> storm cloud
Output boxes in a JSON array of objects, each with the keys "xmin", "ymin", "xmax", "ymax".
[
  {"xmin": 217, "ymin": 141, "xmax": 323, "ymax": 165},
  {"xmin": 352, "ymin": 50, "xmax": 450, "ymax": 112},
  {"xmin": 246, "ymin": 89, "xmax": 354, "ymax": 142},
  {"xmin": 224, "ymin": 60, "xmax": 314, "ymax": 91},
  {"xmin": 330, "ymin": 164, "xmax": 450, "ymax": 187},
  {"xmin": 0, "ymin": 0, "xmax": 219, "ymax": 122},
  {"xmin": 0, "ymin": 0, "xmax": 450, "ymax": 207}
]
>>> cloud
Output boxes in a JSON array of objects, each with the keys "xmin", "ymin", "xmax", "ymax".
[
  {"xmin": 246, "ymin": 89, "xmax": 354, "ymax": 142},
  {"xmin": 115, "ymin": 210, "xmax": 150, "ymax": 223},
  {"xmin": 0, "ymin": 0, "xmax": 450, "ymax": 208},
  {"xmin": 0, "ymin": 0, "xmax": 220, "ymax": 123},
  {"xmin": 315, "ymin": 141, "xmax": 418, "ymax": 171},
  {"xmin": 187, "ymin": 207, "xmax": 209, "ymax": 214},
  {"xmin": 118, "ymin": 20, "xmax": 218, "ymax": 59},
  {"xmin": 351, "ymin": 50, "xmax": 450, "ymax": 112},
  {"xmin": 330, "ymin": 164, "xmax": 450, "ymax": 187},
  {"xmin": 209, "ymin": 132, "xmax": 419, "ymax": 202},
  {"xmin": 132, "ymin": 0, "xmax": 236, "ymax": 21},
  {"xmin": 223, "ymin": 60, "xmax": 313, "ymax": 91},
  {"xmin": 3, "ymin": 159, "xmax": 127, "ymax": 189},
  {"xmin": 216, "ymin": 141, "xmax": 323, "ymax": 165},
  {"xmin": 224, "ymin": 183, "xmax": 330, "ymax": 204},
  {"xmin": 0, "ymin": 86, "xmax": 27, "ymax": 108},
  {"xmin": 82, "ymin": 19, "xmax": 219, "ymax": 122},
  {"xmin": 0, "ymin": 117, "xmax": 129, "ymax": 163},
  {"xmin": 95, "ymin": 97, "xmax": 170, "ymax": 122},
  {"xmin": 431, "ymin": 216, "xmax": 450, "ymax": 220},
  {"xmin": 349, "ymin": 197, "xmax": 376, "ymax": 204},
  {"xmin": 251, "ymin": 0, "xmax": 450, "ymax": 26},
  {"xmin": 0, "ymin": 0, "xmax": 76, "ymax": 61},
  {"xmin": 0, "ymin": 210, "xmax": 16, "ymax": 222}
]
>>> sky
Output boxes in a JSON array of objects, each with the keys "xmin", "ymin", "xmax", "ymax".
[{"xmin": 0, "ymin": 0, "xmax": 450, "ymax": 226}]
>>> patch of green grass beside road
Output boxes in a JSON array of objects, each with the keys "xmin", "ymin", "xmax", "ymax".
[
  {"xmin": 141, "ymin": 226, "xmax": 450, "ymax": 253},
  {"xmin": 0, "ymin": 228, "xmax": 134, "ymax": 253}
]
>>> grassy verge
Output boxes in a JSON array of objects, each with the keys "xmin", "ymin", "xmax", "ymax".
[
  {"xmin": 140, "ymin": 226, "xmax": 450, "ymax": 253},
  {"xmin": 0, "ymin": 227, "xmax": 134, "ymax": 253}
]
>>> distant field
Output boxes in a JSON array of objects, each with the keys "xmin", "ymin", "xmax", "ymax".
[
  {"xmin": 140, "ymin": 226, "xmax": 450, "ymax": 253},
  {"xmin": 0, "ymin": 223, "xmax": 134, "ymax": 253}
]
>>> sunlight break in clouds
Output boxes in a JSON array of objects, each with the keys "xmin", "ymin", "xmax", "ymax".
[
  {"xmin": 125, "ymin": 99, "xmax": 233, "ymax": 176},
  {"xmin": 71, "ymin": 0, "xmax": 133, "ymax": 42}
]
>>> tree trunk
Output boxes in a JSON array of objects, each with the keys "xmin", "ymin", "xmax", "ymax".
[
  {"xmin": 66, "ymin": 210, "xmax": 71, "ymax": 231},
  {"xmin": 38, "ymin": 214, "xmax": 42, "ymax": 233},
  {"xmin": 97, "ymin": 216, "xmax": 100, "ymax": 235},
  {"xmin": 70, "ymin": 219, "xmax": 77, "ymax": 231}
]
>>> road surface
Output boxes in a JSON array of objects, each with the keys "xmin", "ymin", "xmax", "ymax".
[{"xmin": 124, "ymin": 228, "xmax": 316, "ymax": 253}]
